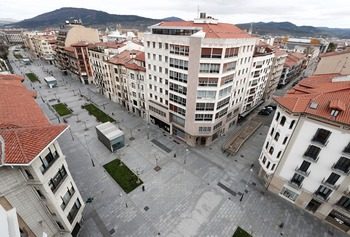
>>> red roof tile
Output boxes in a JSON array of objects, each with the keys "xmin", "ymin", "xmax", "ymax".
[
  {"xmin": 0, "ymin": 75, "xmax": 67, "ymax": 165},
  {"xmin": 274, "ymin": 73, "xmax": 350, "ymax": 125},
  {"xmin": 109, "ymin": 50, "xmax": 145, "ymax": 71},
  {"xmin": 158, "ymin": 21, "xmax": 252, "ymax": 39}
]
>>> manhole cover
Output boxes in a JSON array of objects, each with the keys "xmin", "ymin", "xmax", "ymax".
[
  {"xmin": 109, "ymin": 229, "xmax": 115, "ymax": 235},
  {"xmin": 154, "ymin": 166, "xmax": 161, "ymax": 172},
  {"xmin": 144, "ymin": 206, "xmax": 149, "ymax": 211}
]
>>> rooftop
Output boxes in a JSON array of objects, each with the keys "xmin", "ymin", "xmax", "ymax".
[
  {"xmin": 274, "ymin": 73, "xmax": 350, "ymax": 125},
  {"xmin": 0, "ymin": 75, "xmax": 67, "ymax": 165},
  {"xmin": 154, "ymin": 21, "xmax": 252, "ymax": 39}
]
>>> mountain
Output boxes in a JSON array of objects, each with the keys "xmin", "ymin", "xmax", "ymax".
[
  {"xmin": 4, "ymin": 7, "xmax": 164, "ymax": 31},
  {"xmin": 236, "ymin": 21, "xmax": 350, "ymax": 39},
  {"xmin": 0, "ymin": 18, "xmax": 18, "ymax": 26},
  {"xmin": 162, "ymin": 17, "xmax": 184, "ymax": 22}
]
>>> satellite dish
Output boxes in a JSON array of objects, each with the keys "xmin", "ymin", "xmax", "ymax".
[{"xmin": 65, "ymin": 20, "xmax": 69, "ymax": 24}]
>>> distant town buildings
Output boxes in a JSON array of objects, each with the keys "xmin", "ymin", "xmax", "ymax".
[
  {"xmin": 258, "ymin": 73, "xmax": 350, "ymax": 233},
  {"xmin": 0, "ymin": 74, "xmax": 85, "ymax": 237}
]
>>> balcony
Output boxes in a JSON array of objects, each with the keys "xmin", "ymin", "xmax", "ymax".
[
  {"xmin": 332, "ymin": 163, "xmax": 350, "ymax": 175},
  {"xmin": 288, "ymin": 180, "xmax": 303, "ymax": 189},
  {"xmin": 321, "ymin": 177, "xmax": 339, "ymax": 190},
  {"xmin": 295, "ymin": 166, "xmax": 310, "ymax": 177},
  {"xmin": 302, "ymin": 154, "xmax": 319, "ymax": 163},
  {"xmin": 313, "ymin": 192, "xmax": 330, "ymax": 203},
  {"xmin": 343, "ymin": 144, "xmax": 350, "ymax": 156},
  {"xmin": 311, "ymin": 136, "xmax": 329, "ymax": 146}
]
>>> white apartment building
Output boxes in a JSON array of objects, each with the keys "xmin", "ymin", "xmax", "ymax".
[
  {"xmin": 144, "ymin": 13, "xmax": 259, "ymax": 145},
  {"xmin": 241, "ymin": 42, "xmax": 274, "ymax": 114},
  {"xmin": 32, "ymin": 34, "xmax": 56, "ymax": 64},
  {"xmin": 0, "ymin": 75, "xmax": 84, "ymax": 237},
  {"xmin": 108, "ymin": 50, "xmax": 146, "ymax": 117},
  {"xmin": 258, "ymin": 73, "xmax": 350, "ymax": 233}
]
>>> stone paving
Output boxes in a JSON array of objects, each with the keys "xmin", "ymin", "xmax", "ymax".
[{"xmin": 7, "ymin": 48, "xmax": 349, "ymax": 237}]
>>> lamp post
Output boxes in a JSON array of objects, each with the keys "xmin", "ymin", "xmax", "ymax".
[{"xmin": 147, "ymin": 126, "xmax": 150, "ymax": 139}]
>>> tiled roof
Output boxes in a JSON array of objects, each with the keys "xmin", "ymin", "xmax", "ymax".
[
  {"xmin": 0, "ymin": 75, "xmax": 67, "ymax": 165},
  {"xmin": 158, "ymin": 21, "xmax": 252, "ymax": 39},
  {"xmin": 320, "ymin": 48, "xmax": 350, "ymax": 58},
  {"xmin": 274, "ymin": 73, "xmax": 350, "ymax": 125},
  {"xmin": 109, "ymin": 50, "xmax": 145, "ymax": 71}
]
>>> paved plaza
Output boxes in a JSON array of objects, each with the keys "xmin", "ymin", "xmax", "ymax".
[{"xmin": 7, "ymin": 49, "xmax": 349, "ymax": 237}]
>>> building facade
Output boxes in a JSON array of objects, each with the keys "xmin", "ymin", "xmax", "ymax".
[
  {"xmin": 0, "ymin": 75, "xmax": 84, "ymax": 237},
  {"xmin": 258, "ymin": 73, "xmax": 350, "ymax": 233},
  {"xmin": 314, "ymin": 49, "xmax": 350, "ymax": 76},
  {"xmin": 144, "ymin": 13, "xmax": 259, "ymax": 145}
]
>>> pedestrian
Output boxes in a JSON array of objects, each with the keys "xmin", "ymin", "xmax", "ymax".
[
  {"xmin": 142, "ymin": 185, "xmax": 145, "ymax": 192},
  {"xmin": 125, "ymin": 202, "xmax": 128, "ymax": 208}
]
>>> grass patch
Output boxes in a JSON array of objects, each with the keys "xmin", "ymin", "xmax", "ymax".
[
  {"xmin": 13, "ymin": 53, "xmax": 23, "ymax": 59},
  {"xmin": 52, "ymin": 103, "xmax": 72, "ymax": 116},
  {"xmin": 232, "ymin": 227, "xmax": 251, "ymax": 237},
  {"xmin": 82, "ymin": 103, "xmax": 115, "ymax": 123},
  {"xmin": 25, "ymin": 73, "xmax": 40, "ymax": 83},
  {"xmin": 103, "ymin": 159, "xmax": 142, "ymax": 193}
]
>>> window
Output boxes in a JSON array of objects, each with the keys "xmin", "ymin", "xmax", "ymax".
[
  {"xmin": 223, "ymin": 61, "xmax": 237, "ymax": 72},
  {"xmin": 262, "ymin": 156, "xmax": 266, "ymax": 164},
  {"xmin": 270, "ymin": 128, "xmax": 274, "ymax": 136},
  {"xmin": 330, "ymin": 109, "xmax": 340, "ymax": 117},
  {"xmin": 48, "ymin": 165, "xmax": 67, "ymax": 193},
  {"xmin": 213, "ymin": 121, "xmax": 223, "ymax": 131},
  {"xmin": 201, "ymin": 48, "xmax": 222, "ymax": 58},
  {"xmin": 315, "ymin": 185, "xmax": 332, "ymax": 201},
  {"xmin": 218, "ymin": 86, "xmax": 232, "ymax": 98},
  {"xmin": 291, "ymin": 173, "xmax": 304, "ymax": 187},
  {"xmin": 325, "ymin": 172, "xmax": 340, "ymax": 185},
  {"xmin": 149, "ymin": 105, "xmax": 166, "ymax": 117},
  {"xmin": 36, "ymin": 189, "xmax": 45, "ymax": 199},
  {"xmin": 304, "ymin": 145, "xmax": 321, "ymax": 161},
  {"xmin": 224, "ymin": 47, "xmax": 239, "ymax": 58},
  {"xmin": 169, "ymin": 104, "xmax": 186, "ymax": 116},
  {"xmin": 169, "ymin": 58, "xmax": 188, "ymax": 70},
  {"xmin": 274, "ymin": 132, "xmax": 280, "ymax": 141},
  {"xmin": 169, "ymin": 82, "xmax": 187, "ymax": 95},
  {"xmin": 343, "ymin": 142, "xmax": 350, "ymax": 154},
  {"xmin": 170, "ymin": 44, "xmax": 189, "ymax": 56},
  {"xmin": 67, "ymin": 199, "xmax": 81, "ymax": 224},
  {"xmin": 305, "ymin": 199, "xmax": 321, "ymax": 213},
  {"xmin": 56, "ymin": 221, "xmax": 65, "ymax": 230},
  {"xmin": 280, "ymin": 116, "xmax": 286, "ymax": 126},
  {"xmin": 271, "ymin": 164, "xmax": 276, "ymax": 171},
  {"xmin": 269, "ymin": 147, "xmax": 274, "ymax": 155},
  {"xmin": 196, "ymin": 103, "xmax": 214, "ymax": 111},
  {"xmin": 197, "ymin": 90, "xmax": 216, "ymax": 100},
  {"xmin": 39, "ymin": 149, "xmax": 59, "ymax": 174},
  {"xmin": 195, "ymin": 114, "xmax": 213, "ymax": 121},
  {"xmin": 170, "ymin": 114, "xmax": 185, "ymax": 126},
  {"xmin": 265, "ymin": 142, "xmax": 269, "ymax": 149},
  {"xmin": 275, "ymin": 112, "xmax": 280, "ymax": 121},
  {"xmin": 334, "ymin": 157, "xmax": 350, "ymax": 174},
  {"xmin": 299, "ymin": 161, "xmax": 311, "ymax": 173},
  {"xmin": 312, "ymin": 128, "xmax": 331, "ymax": 145},
  {"xmin": 61, "ymin": 184, "xmax": 76, "ymax": 210},
  {"xmin": 276, "ymin": 151, "xmax": 282, "ymax": 159},
  {"xmin": 282, "ymin": 136, "xmax": 288, "ymax": 145},
  {"xmin": 280, "ymin": 186, "xmax": 299, "ymax": 201},
  {"xmin": 217, "ymin": 97, "xmax": 230, "ymax": 109},
  {"xmin": 169, "ymin": 94, "xmax": 186, "ymax": 106},
  {"xmin": 169, "ymin": 71, "xmax": 187, "ymax": 83},
  {"xmin": 199, "ymin": 63, "xmax": 220, "ymax": 73},
  {"xmin": 337, "ymin": 196, "xmax": 350, "ymax": 211},
  {"xmin": 199, "ymin": 127, "xmax": 211, "ymax": 133},
  {"xmin": 289, "ymin": 120, "xmax": 295, "ymax": 129},
  {"xmin": 24, "ymin": 169, "xmax": 34, "ymax": 179},
  {"xmin": 266, "ymin": 161, "xmax": 271, "ymax": 169}
]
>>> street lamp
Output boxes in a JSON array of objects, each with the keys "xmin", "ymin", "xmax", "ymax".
[
  {"xmin": 147, "ymin": 126, "xmax": 150, "ymax": 139},
  {"xmin": 184, "ymin": 149, "xmax": 188, "ymax": 164}
]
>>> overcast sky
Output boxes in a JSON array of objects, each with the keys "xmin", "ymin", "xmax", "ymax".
[{"xmin": 0, "ymin": 0, "xmax": 349, "ymax": 28}]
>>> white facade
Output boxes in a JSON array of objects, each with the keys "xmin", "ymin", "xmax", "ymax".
[{"xmin": 144, "ymin": 19, "xmax": 259, "ymax": 145}]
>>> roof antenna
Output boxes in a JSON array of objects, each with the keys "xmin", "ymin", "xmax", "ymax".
[{"xmin": 197, "ymin": 5, "xmax": 200, "ymax": 18}]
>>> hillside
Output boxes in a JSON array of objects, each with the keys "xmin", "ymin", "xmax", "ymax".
[
  {"xmin": 4, "ymin": 7, "xmax": 165, "ymax": 31},
  {"xmin": 236, "ymin": 21, "xmax": 350, "ymax": 39}
]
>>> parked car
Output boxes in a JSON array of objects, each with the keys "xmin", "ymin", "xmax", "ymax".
[
  {"xmin": 258, "ymin": 109, "xmax": 270, "ymax": 116},
  {"xmin": 267, "ymin": 103, "xmax": 277, "ymax": 110},
  {"xmin": 264, "ymin": 106, "xmax": 273, "ymax": 113}
]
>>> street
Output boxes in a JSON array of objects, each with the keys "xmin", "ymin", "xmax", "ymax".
[{"xmin": 6, "ymin": 47, "xmax": 347, "ymax": 237}]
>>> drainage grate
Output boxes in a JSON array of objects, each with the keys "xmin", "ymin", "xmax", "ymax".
[
  {"xmin": 144, "ymin": 206, "xmax": 149, "ymax": 211},
  {"xmin": 110, "ymin": 229, "xmax": 115, "ymax": 235}
]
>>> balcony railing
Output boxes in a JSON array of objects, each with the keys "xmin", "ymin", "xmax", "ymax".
[
  {"xmin": 288, "ymin": 180, "xmax": 303, "ymax": 189},
  {"xmin": 302, "ymin": 154, "xmax": 319, "ymax": 163},
  {"xmin": 331, "ymin": 163, "xmax": 350, "ymax": 175},
  {"xmin": 311, "ymin": 136, "xmax": 329, "ymax": 146},
  {"xmin": 295, "ymin": 166, "xmax": 310, "ymax": 177},
  {"xmin": 321, "ymin": 178, "xmax": 339, "ymax": 190},
  {"xmin": 313, "ymin": 192, "xmax": 330, "ymax": 203}
]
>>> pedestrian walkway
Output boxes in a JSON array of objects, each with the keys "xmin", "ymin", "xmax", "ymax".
[{"xmin": 7, "ymin": 49, "xmax": 349, "ymax": 237}]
